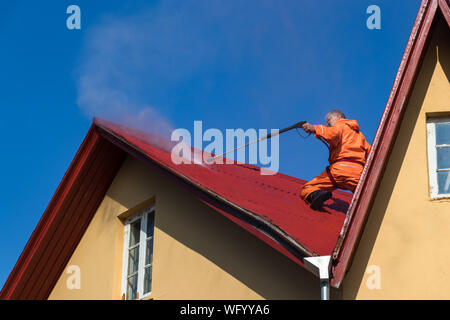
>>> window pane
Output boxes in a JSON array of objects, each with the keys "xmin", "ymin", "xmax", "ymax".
[
  {"xmin": 129, "ymin": 219, "xmax": 141, "ymax": 246},
  {"xmin": 126, "ymin": 274, "xmax": 138, "ymax": 300},
  {"xmin": 436, "ymin": 122, "xmax": 450, "ymax": 145},
  {"xmin": 438, "ymin": 171, "xmax": 450, "ymax": 194},
  {"xmin": 437, "ymin": 147, "xmax": 450, "ymax": 169},
  {"xmin": 145, "ymin": 238, "xmax": 153, "ymax": 265},
  {"xmin": 143, "ymin": 266, "xmax": 152, "ymax": 294},
  {"xmin": 128, "ymin": 247, "xmax": 139, "ymax": 275},
  {"xmin": 146, "ymin": 212, "xmax": 155, "ymax": 238}
]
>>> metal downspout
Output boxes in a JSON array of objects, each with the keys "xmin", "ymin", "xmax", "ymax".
[{"xmin": 304, "ymin": 256, "xmax": 332, "ymax": 300}]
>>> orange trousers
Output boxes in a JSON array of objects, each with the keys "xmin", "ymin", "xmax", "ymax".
[{"xmin": 300, "ymin": 162, "xmax": 364, "ymax": 204}]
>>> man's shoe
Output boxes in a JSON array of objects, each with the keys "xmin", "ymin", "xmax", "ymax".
[{"xmin": 307, "ymin": 190, "xmax": 332, "ymax": 210}]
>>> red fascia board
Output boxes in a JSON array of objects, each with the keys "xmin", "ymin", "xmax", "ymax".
[
  {"xmin": 439, "ymin": 0, "xmax": 450, "ymax": 25},
  {"xmin": 29, "ymin": 141, "xmax": 126, "ymax": 299},
  {"xmin": 330, "ymin": 0, "xmax": 444, "ymax": 288},
  {"xmin": 1, "ymin": 127, "xmax": 126, "ymax": 300},
  {"xmin": 0, "ymin": 125, "xmax": 100, "ymax": 299}
]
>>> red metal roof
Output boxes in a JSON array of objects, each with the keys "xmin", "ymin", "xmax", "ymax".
[{"xmin": 96, "ymin": 118, "xmax": 352, "ymax": 257}]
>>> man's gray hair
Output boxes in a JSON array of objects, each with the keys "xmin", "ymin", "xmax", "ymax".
[{"xmin": 327, "ymin": 109, "xmax": 346, "ymax": 119}]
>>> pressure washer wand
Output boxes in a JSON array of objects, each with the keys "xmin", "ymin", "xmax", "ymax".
[{"xmin": 206, "ymin": 121, "xmax": 307, "ymax": 163}]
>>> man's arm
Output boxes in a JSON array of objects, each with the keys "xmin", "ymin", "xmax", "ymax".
[
  {"xmin": 302, "ymin": 123, "xmax": 316, "ymax": 133},
  {"xmin": 302, "ymin": 123, "xmax": 341, "ymax": 144}
]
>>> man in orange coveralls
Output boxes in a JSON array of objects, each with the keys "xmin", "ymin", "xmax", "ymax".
[{"xmin": 300, "ymin": 110, "xmax": 371, "ymax": 210}]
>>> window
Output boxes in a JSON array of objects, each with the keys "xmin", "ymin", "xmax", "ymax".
[
  {"xmin": 427, "ymin": 117, "xmax": 450, "ymax": 199},
  {"xmin": 121, "ymin": 206, "xmax": 155, "ymax": 300}
]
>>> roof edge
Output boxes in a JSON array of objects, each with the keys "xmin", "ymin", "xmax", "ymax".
[
  {"xmin": 0, "ymin": 124, "xmax": 100, "ymax": 299},
  {"xmin": 330, "ymin": 0, "xmax": 448, "ymax": 288}
]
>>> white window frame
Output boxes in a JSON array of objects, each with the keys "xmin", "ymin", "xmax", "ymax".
[
  {"xmin": 426, "ymin": 117, "xmax": 450, "ymax": 199},
  {"xmin": 121, "ymin": 206, "xmax": 155, "ymax": 300}
]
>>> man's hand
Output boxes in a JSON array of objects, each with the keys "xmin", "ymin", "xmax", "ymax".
[{"xmin": 302, "ymin": 122, "xmax": 316, "ymax": 134}]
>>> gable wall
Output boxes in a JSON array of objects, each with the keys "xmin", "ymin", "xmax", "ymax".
[
  {"xmin": 343, "ymin": 15, "xmax": 450, "ymax": 299},
  {"xmin": 48, "ymin": 155, "xmax": 320, "ymax": 299}
]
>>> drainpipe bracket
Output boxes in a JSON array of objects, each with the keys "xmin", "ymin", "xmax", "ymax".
[{"xmin": 304, "ymin": 255, "xmax": 331, "ymax": 280}]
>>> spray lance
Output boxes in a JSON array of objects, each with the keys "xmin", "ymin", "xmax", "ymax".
[{"xmin": 206, "ymin": 120, "xmax": 313, "ymax": 164}]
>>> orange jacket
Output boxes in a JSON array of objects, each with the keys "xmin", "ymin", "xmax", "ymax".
[{"xmin": 313, "ymin": 119, "xmax": 371, "ymax": 165}]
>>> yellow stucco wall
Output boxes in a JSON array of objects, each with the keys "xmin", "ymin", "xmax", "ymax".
[
  {"xmin": 48, "ymin": 155, "xmax": 320, "ymax": 300},
  {"xmin": 343, "ymin": 16, "xmax": 450, "ymax": 299}
]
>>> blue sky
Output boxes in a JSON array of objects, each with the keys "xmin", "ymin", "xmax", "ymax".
[{"xmin": 0, "ymin": 0, "xmax": 421, "ymax": 289}]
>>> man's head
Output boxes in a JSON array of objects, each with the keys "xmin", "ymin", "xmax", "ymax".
[{"xmin": 326, "ymin": 109, "xmax": 346, "ymax": 127}]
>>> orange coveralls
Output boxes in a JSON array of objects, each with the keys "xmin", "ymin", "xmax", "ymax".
[{"xmin": 300, "ymin": 118, "xmax": 372, "ymax": 204}]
